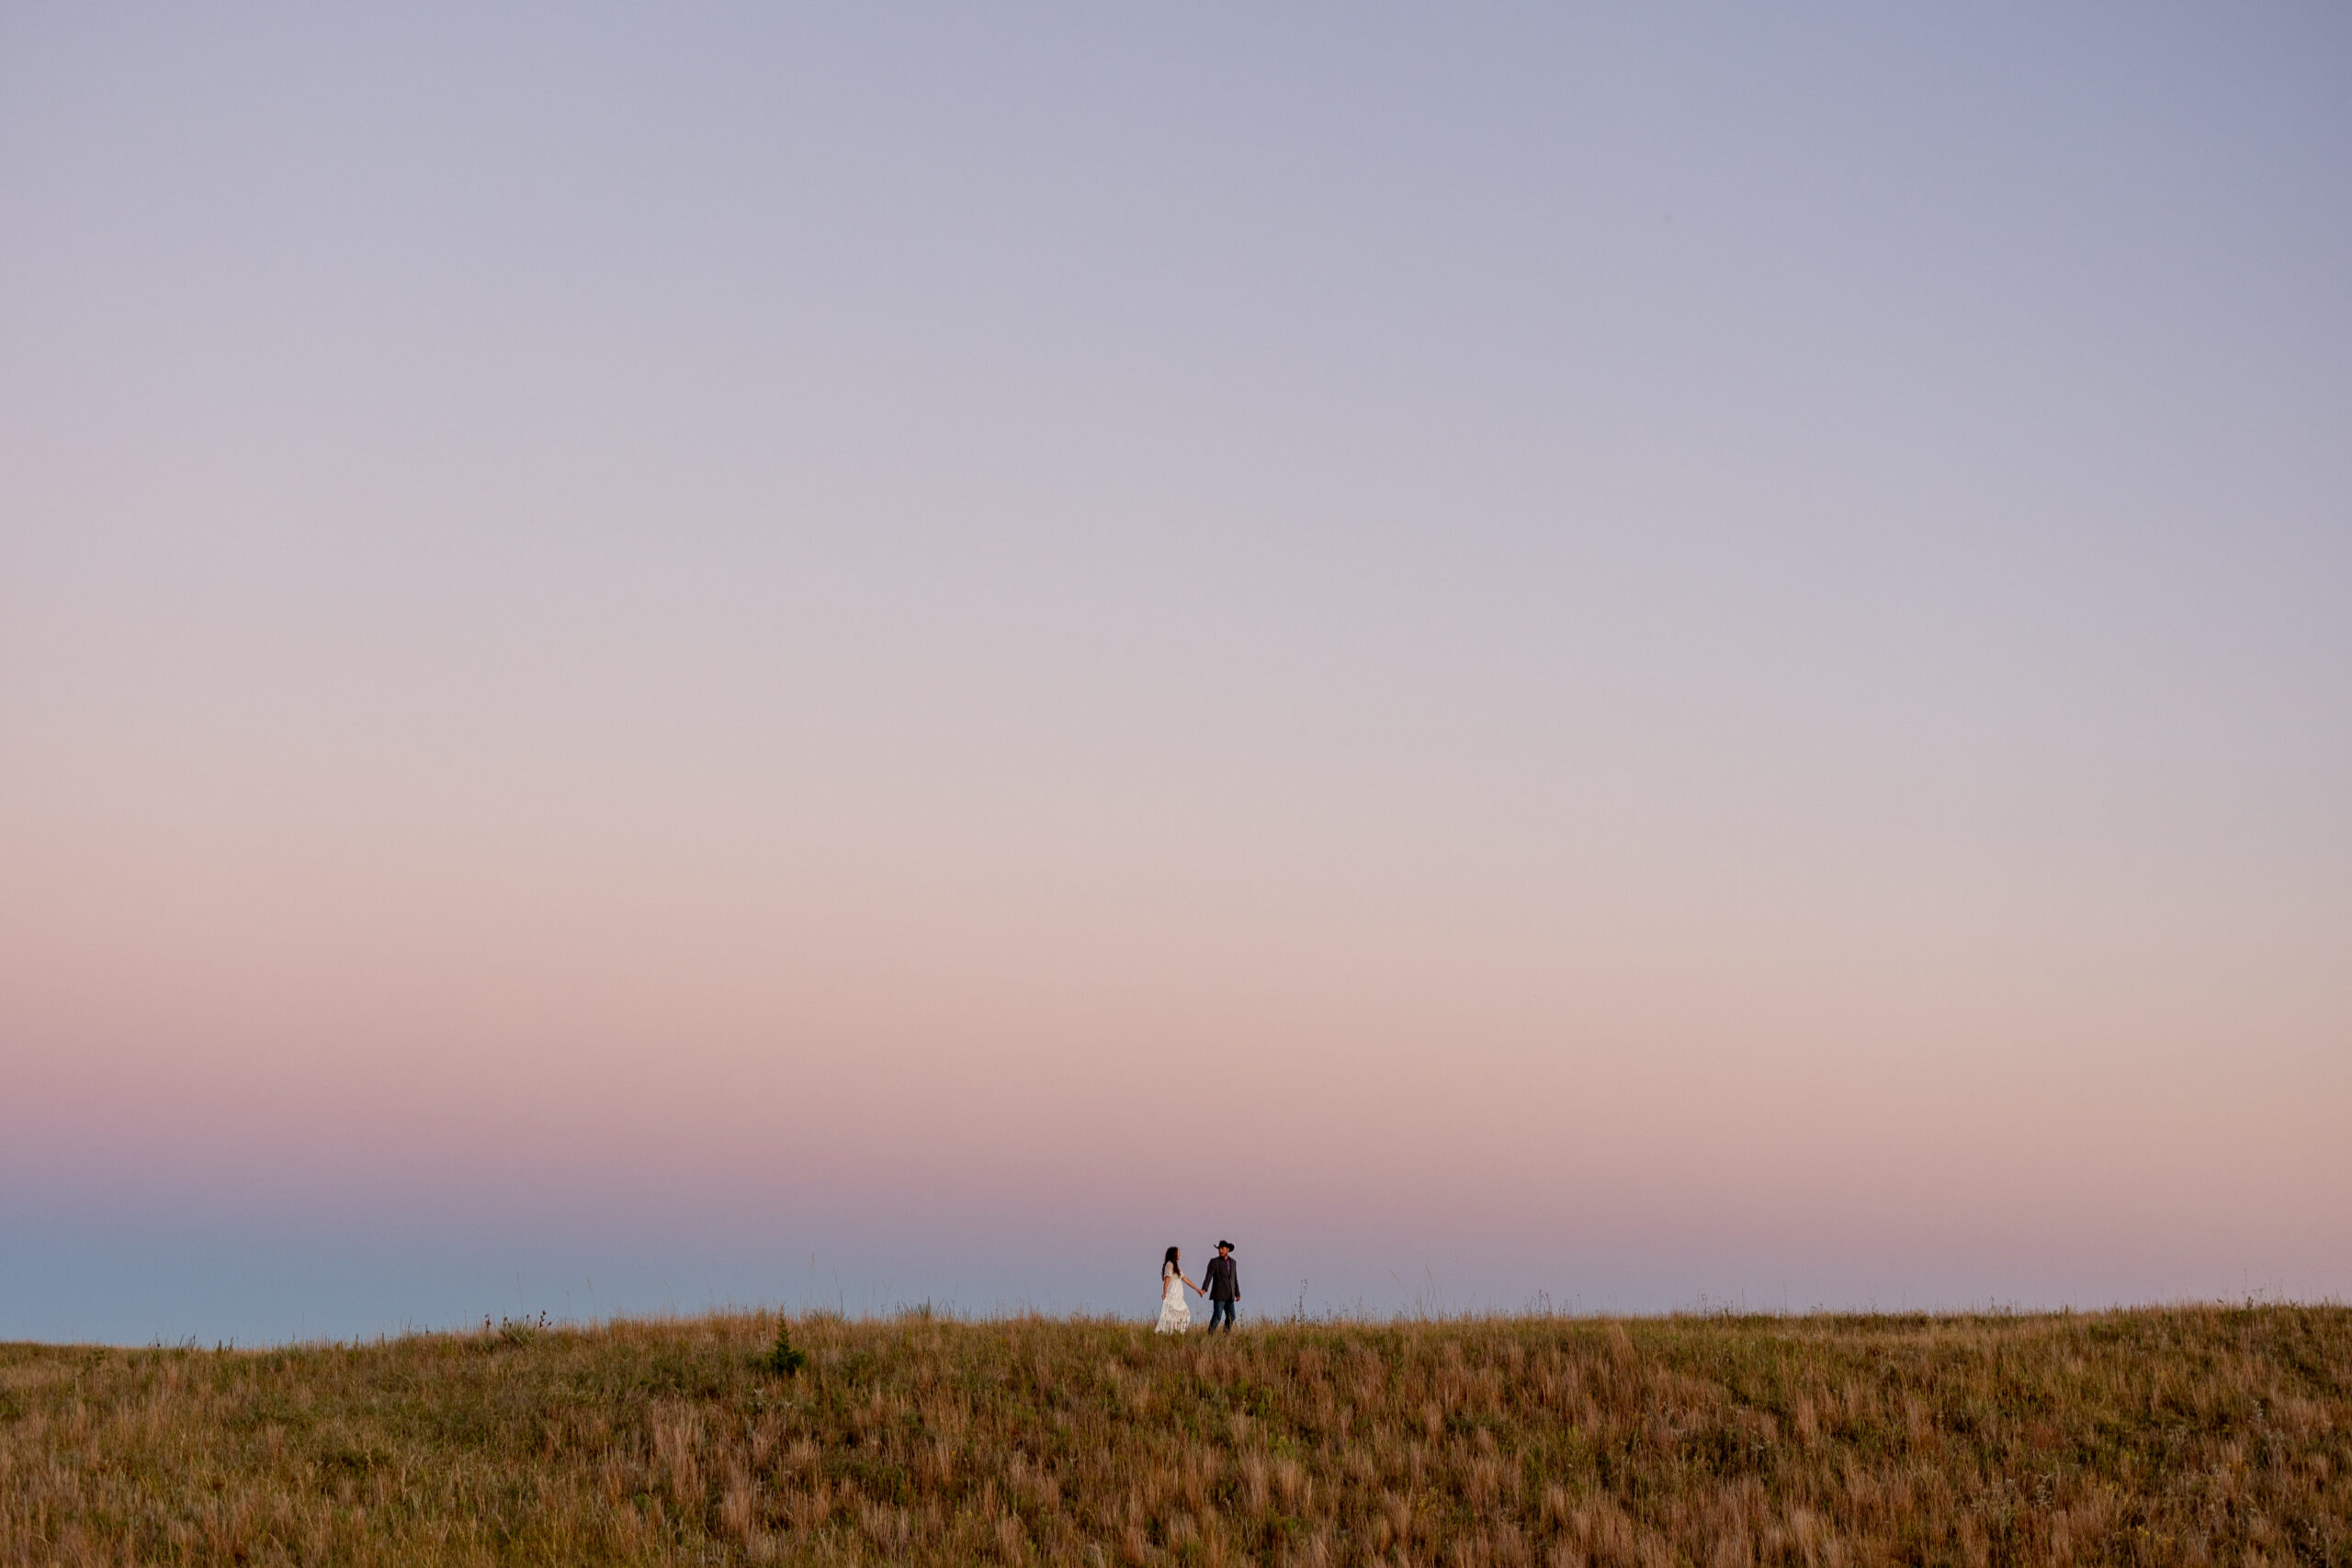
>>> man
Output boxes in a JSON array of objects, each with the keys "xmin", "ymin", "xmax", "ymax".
[{"xmin": 1201, "ymin": 1240, "xmax": 1239, "ymax": 1332}]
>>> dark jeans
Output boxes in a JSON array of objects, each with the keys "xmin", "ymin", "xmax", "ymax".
[{"xmin": 1207, "ymin": 1299, "xmax": 1237, "ymax": 1332}]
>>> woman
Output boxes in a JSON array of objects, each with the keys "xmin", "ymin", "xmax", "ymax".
[{"xmin": 1155, "ymin": 1245, "xmax": 1200, "ymax": 1335}]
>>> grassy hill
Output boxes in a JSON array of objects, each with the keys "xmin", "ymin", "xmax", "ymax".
[{"xmin": 4, "ymin": 1304, "xmax": 2346, "ymax": 1565}]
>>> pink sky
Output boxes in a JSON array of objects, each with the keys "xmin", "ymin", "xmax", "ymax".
[{"xmin": 4, "ymin": 5, "xmax": 2348, "ymax": 1341}]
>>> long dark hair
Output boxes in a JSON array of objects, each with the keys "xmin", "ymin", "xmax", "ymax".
[{"xmin": 1163, "ymin": 1246, "xmax": 1180, "ymax": 1270}]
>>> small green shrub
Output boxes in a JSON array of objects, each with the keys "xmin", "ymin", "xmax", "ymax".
[{"xmin": 761, "ymin": 1319, "xmax": 806, "ymax": 1377}]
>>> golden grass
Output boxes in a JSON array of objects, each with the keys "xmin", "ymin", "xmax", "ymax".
[{"xmin": 4, "ymin": 1304, "xmax": 2346, "ymax": 1565}]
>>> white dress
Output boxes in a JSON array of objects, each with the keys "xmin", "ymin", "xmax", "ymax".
[{"xmin": 1155, "ymin": 1262, "xmax": 1192, "ymax": 1334}]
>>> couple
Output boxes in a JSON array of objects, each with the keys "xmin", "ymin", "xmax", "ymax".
[{"xmin": 1157, "ymin": 1240, "xmax": 1238, "ymax": 1334}]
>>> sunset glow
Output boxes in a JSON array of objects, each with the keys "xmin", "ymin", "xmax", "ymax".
[{"xmin": 4, "ymin": 6, "xmax": 2347, "ymax": 1343}]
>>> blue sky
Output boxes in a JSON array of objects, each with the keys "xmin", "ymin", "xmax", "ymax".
[{"xmin": 5, "ymin": 5, "xmax": 2348, "ymax": 1343}]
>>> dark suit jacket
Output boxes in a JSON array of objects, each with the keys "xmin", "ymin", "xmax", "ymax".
[{"xmin": 1203, "ymin": 1254, "xmax": 1238, "ymax": 1302}]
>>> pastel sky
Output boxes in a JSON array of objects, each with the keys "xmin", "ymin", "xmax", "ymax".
[{"xmin": 5, "ymin": 6, "xmax": 2348, "ymax": 1345}]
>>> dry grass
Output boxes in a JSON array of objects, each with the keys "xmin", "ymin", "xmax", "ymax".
[{"xmin": 3, "ymin": 1304, "xmax": 2346, "ymax": 1565}]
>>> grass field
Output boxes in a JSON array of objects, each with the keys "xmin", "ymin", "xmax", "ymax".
[{"xmin": 4, "ymin": 1304, "xmax": 2346, "ymax": 1565}]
